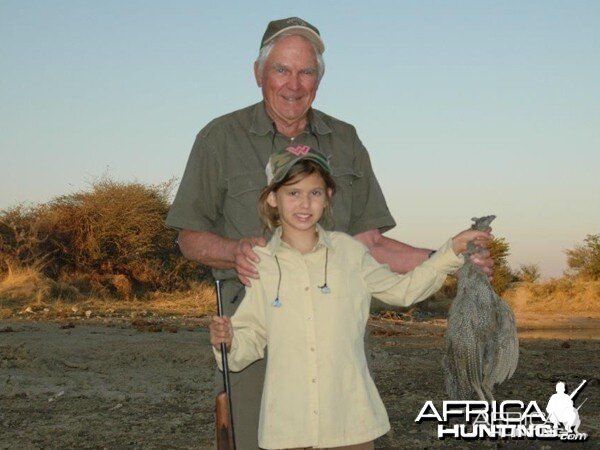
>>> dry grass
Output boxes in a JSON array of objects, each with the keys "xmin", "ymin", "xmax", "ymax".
[
  {"xmin": 3, "ymin": 266, "xmax": 598, "ymax": 322},
  {"xmin": 504, "ymin": 278, "xmax": 600, "ymax": 314},
  {"xmin": 0, "ymin": 264, "xmax": 81, "ymax": 307},
  {"xmin": 371, "ymin": 276, "xmax": 600, "ymax": 320},
  {"xmin": 0, "ymin": 265, "xmax": 216, "ymax": 319}
]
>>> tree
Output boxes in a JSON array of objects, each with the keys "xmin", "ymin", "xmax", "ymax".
[
  {"xmin": 488, "ymin": 237, "xmax": 514, "ymax": 294},
  {"xmin": 440, "ymin": 237, "xmax": 515, "ymax": 298},
  {"xmin": 565, "ymin": 234, "xmax": 600, "ymax": 280},
  {"xmin": 515, "ymin": 263, "xmax": 541, "ymax": 283}
]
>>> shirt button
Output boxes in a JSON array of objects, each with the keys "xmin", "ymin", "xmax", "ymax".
[
  {"xmin": 307, "ymin": 317, "xmax": 311, "ymax": 321},
  {"xmin": 312, "ymin": 378, "xmax": 316, "ymax": 383},
  {"xmin": 304, "ymin": 286, "xmax": 309, "ymax": 291},
  {"xmin": 310, "ymin": 347, "xmax": 315, "ymax": 352},
  {"xmin": 313, "ymin": 410, "xmax": 318, "ymax": 415}
]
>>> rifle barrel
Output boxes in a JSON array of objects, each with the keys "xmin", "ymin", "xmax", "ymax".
[
  {"xmin": 215, "ymin": 279, "xmax": 236, "ymax": 449},
  {"xmin": 569, "ymin": 379, "xmax": 587, "ymax": 400},
  {"xmin": 576, "ymin": 397, "xmax": 588, "ymax": 411},
  {"xmin": 216, "ymin": 280, "xmax": 231, "ymax": 396}
]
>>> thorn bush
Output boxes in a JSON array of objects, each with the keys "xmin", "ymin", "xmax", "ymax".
[{"xmin": 0, "ymin": 178, "xmax": 208, "ymax": 299}]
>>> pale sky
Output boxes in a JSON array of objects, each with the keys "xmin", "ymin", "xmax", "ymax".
[{"xmin": 1, "ymin": 1, "xmax": 599, "ymax": 279}]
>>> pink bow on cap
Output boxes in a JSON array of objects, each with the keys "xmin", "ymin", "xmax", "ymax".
[{"xmin": 286, "ymin": 145, "xmax": 311, "ymax": 156}]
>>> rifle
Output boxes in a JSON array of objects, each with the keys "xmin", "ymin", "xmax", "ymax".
[
  {"xmin": 569, "ymin": 380, "xmax": 587, "ymax": 400},
  {"xmin": 215, "ymin": 279, "xmax": 236, "ymax": 450}
]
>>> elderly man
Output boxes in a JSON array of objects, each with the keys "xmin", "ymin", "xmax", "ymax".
[{"xmin": 167, "ymin": 17, "xmax": 492, "ymax": 449}]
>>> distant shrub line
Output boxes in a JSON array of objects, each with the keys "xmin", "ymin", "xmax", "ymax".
[{"xmin": 1, "ymin": 178, "xmax": 597, "ymax": 304}]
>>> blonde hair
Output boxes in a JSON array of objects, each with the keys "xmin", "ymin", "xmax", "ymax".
[{"xmin": 258, "ymin": 160, "xmax": 336, "ymax": 231}]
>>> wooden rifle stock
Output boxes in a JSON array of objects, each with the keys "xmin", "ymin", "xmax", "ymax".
[
  {"xmin": 216, "ymin": 391, "xmax": 234, "ymax": 450},
  {"xmin": 214, "ymin": 280, "xmax": 236, "ymax": 450}
]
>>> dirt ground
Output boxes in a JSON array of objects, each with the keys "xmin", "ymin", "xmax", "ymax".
[{"xmin": 1, "ymin": 314, "xmax": 598, "ymax": 449}]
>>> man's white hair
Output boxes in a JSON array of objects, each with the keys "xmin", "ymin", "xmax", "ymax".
[{"xmin": 255, "ymin": 34, "xmax": 325, "ymax": 82}]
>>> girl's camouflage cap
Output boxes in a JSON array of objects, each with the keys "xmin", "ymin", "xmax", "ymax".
[
  {"xmin": 260, "ymin": 17, "xmax": 325, "ymax": 54},
  {"xmin": 266, "ymin": 145, "xmax": 332, "ymax": 184}
]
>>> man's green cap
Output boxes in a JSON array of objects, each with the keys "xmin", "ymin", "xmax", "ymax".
[
  {"xmin": 266, "ymin": 145, "xmax": 332, "ymax": 184},
  {"xmin": 260, "ymin": 17, "xmax": 325, "ymax": 54}
]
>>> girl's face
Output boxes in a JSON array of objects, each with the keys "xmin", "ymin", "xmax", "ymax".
[{"xmin": 267, "ymin": 172, "xmax": 332, "ymax": 234}]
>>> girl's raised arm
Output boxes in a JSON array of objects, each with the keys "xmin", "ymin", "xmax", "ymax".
[{"xmin": 359, "ymin": 238, "xmax": 464, "ymax": 308}]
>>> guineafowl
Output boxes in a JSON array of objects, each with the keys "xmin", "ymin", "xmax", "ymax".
[{"xmin": 443, "ymin": 215, "xmax": 519, "ymax": 402}]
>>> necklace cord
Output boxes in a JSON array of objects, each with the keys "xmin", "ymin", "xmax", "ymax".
[{"xmin": 275, "ymin": 255, "xmax": 282, "ymax": 300}]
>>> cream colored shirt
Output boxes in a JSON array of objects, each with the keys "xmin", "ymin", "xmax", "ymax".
[{"xmin": 215, "ymin": 226, "xmax": 464, "ymax": 449}]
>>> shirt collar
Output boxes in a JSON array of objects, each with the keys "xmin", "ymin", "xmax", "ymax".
[
  {"xmin": 266, "ymin": 223, "xmax": 333, "ymax": 255},
  {"xmin": 249, "ymin": 102, "xmax": 332, "ymax": 136}
]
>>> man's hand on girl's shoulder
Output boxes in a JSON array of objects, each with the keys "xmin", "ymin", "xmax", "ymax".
[{"xmin": 233, "ymin": 236, "xmax": 267, "ymax": 286}]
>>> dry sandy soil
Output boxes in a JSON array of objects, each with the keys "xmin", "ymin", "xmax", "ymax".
[{"xmin": 1, "ymin": 314, "xmax": 598, "ymax": 449}]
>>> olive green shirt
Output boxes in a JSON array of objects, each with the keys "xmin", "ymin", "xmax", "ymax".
[{"xmin": 167, "ymin": 102, "xmax": 395, "ymax": 279}]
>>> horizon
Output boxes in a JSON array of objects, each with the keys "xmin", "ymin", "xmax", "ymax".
[{"xmin": 2, "ymin": 1, "xmax": 599, "ymax": 279}]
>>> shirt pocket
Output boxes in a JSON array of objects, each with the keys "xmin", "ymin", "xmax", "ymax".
[
  {"xmin": 319, "ymin": 267, "xmax": 368, "ymax": 336},
  {"xmin": 331, "ymin": 166, "xmax": 363, "ymax": 232},
  {"xmin": 224, "ymin": 170, "xmax": 266, "ymax": 235}
]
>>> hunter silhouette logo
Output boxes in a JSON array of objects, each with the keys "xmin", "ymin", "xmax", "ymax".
[
  {"xmin": 415, "ymin": 378, "xmax": 589, "ymax": 441},
  {"xmin": 546, "ymin": 380, "xmax": 587, "ymax": 434}
]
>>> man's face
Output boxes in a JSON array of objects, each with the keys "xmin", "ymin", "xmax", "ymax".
[{"xmin": 256, "ymin": 35, "xmax": 320, "ymax": 127}]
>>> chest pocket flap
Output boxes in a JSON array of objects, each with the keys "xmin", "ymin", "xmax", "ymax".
[
  {"xmin": 330, "ymin": 166, "xmax": 363, "ymax": 231},
  {"xmin": 224, "ymin": 170, "xmax": 267, "ymax": 235}
]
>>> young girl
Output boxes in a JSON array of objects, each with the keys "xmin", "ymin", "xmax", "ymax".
[{"xmin": 210, "ymin": 146, "xmax": 491, "ymax": 450}]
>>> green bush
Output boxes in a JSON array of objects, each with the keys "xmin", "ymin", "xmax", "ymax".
[
  {"xmin": 438, "ymin": 237, "xmax": 514, "ymax": 298},
  {"xmin": 0, "ymin": 178, "xmax": 207, "ymax": 298},
  {"xmin": 565, "ymin": 234, "xmax": 600, "ymax": 280},
  {"xmin": 488, "ymin": 237, "xmax": 514, "ymax": 294},
  {"xmin": 515, "ymin": 263, "xmax": 541, "ymax": 283}
]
